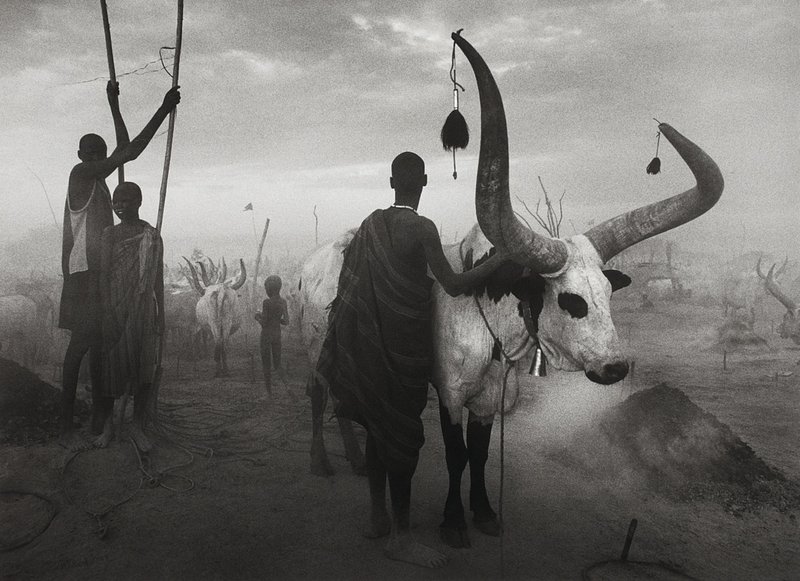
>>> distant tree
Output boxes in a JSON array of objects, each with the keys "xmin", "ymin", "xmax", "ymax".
[{"xmin": 515, "ymin": 176, "xmax": 565, "ymax": 238}]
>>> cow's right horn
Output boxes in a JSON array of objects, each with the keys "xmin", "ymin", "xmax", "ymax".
[
  {"xmin": 182, "ymin": 256, "xmax": 205, "ymax": 296},
  {"xmin": 452, "ymin": 31, "xmax": 568, "ymax": 274},
  {"xmin": 231, "ymin": 259, "xmax": 247, "ymax": 290}
]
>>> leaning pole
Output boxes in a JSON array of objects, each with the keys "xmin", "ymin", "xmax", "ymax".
[
  {"xmin": 156, "ymin": 0, "xmax": 183, "ymax": 234},
  {"xmin": 151, "ymin": 0, "xmax": 184, "ymax": 418},
  {"xmin": 100, "ymin": 0, "xmax": 124, "ymax": 185}
]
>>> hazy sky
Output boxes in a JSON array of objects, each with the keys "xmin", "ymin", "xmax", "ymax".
[{"xmin": 1, "ymin": 0, "xmax": 797, "ymax": 258}]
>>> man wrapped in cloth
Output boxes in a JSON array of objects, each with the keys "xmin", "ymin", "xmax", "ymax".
[
  {"xmin": 59, "ymin": 80, "xmax": 180, "ymax": 451},
  {"xmin": 315, "ymin": 152, "xmax": 508, "ymax": 569},
  {"xmin": 97, "ymin": 182, "xmax": 164, "ymax": 451}
]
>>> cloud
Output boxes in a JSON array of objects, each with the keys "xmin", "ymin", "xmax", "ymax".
[{"xmin": 221, "ymin": 49, "xmax": 304, "ymax": 79}]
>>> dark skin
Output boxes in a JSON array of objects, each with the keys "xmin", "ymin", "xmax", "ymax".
[
  {"xmin": 66, "ymin": 82, "xmax": 180, "ymax": 220},
  {"xmin": 96, "ymin": 183, "xmax": 164, "ymax": 450},
  {"xmin": 60, "ymin": 82, "xmax": 178, "ymax": 448},
  {"xmin": 100, "ymin": 184, "xmax": 165, "ymax": 337},
  {"xmin": 365, "ymin": 156, "xmax": 509, "ymax": 569},
  {"xmin": 386, "ymin": 173, "xmax": 508, "ymax": 296}
]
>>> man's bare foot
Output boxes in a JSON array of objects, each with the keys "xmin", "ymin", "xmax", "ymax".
[
  {"xmin": 130, "ymin": 424, "xmax": 153, "ymax": 453},
  {"xmin": 92, "ymin": 428, "xmax": 113, "ymax": 449},
  {"xmin": 58, "ymin": 430, "xmax": 89, "ymax": 452},
  {"xmin": 363, "ymin": 509, "xmax": 391, "ymax": 539},
  {"xmin": 384, "ymin": 535, "xmax": 448, "ymax": 568}
]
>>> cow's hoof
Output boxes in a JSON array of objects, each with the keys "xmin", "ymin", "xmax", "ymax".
[
  {"xmin": 473, "ymin": 513, "xmax": 502, "ymax": 537},
  {"xmin": 439, "ymin": 525, "xmax": 471, "ymax": 548}
]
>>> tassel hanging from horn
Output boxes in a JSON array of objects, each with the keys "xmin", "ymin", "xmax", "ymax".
[
  {"xmin": 646, "ymin": 121, "xmax": 661, "ymax": 175},
  {"xmin": 440, "ymin": 28, "xmax": 469, "ymax": 179}
]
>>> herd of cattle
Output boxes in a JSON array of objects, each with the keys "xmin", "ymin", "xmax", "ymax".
[{"xmin": 1, "ymin": 244, "xmax": 798, "ymax": 382}]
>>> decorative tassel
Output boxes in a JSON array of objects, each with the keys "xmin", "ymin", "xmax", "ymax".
[
  {"xmin": 440, "ymin": 29, "xmax": 469, "ymax": 179},
  {"xmin": 646, "ymin": 126, "xmax": 661, "ymax": 175}
]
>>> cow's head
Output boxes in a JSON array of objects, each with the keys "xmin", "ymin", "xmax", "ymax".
[
  {"xmin": 757, "ymin": 256, "xmax": 800, "ymax": 344},
  {"xmin": 183, "ymin": 257, "xmax": 247, "ymax": 336},
  {"xmin": 453, "ymin": 31, "xmax": 724, "ymax": 384}
]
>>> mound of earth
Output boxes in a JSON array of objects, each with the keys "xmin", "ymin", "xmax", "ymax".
[
  {"xmin": 0, "ymin": 357, "xmax": 88, "ymax": 445},
  {"xmin": 600, "ymin": 383, "xmax": 800, "ymax": 514}
]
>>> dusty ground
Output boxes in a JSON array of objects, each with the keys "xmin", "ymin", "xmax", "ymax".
[{"xmin": 1, "ymin": 302, "xmax": 799, "ymax": 580}]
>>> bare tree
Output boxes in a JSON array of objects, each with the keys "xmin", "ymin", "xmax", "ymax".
[{"xmin": 515, "ymin": 176, "xmax": 566, "ymax": 238}]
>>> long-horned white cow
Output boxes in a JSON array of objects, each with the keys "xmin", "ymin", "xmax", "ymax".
[
  {"xmin": 183, "ymin": 257, "xmax": 247, "ymax": 376},
  {"xmin": 757, "ymin": 256, "xmax": 800, "ymax": 344},
  {"xmin": 301, "ymin": 31, "xmax": 724, "ymax": 548}
]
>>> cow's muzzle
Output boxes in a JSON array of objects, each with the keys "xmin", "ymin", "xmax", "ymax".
[{"xmin": 585, "ymin": 360, "xmax": 629, "ymax": 385}]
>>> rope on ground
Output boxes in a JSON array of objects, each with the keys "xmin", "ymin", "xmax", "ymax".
[
  {"xmin": 0, "ymin": 489, "xmax": 57, "ymax": 551},
  {"xmin": 60, "ymin": 436, "xmax": 195, "ymax": 538}
]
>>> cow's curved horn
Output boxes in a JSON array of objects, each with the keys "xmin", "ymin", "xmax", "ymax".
[
  {"xmin": 584, "ymin": 124, "xmax": 724, "ymax": 264},
  {"xmin": 207, "ymin": 257, "xmax": 218, "ymax": 282},
  {"xmin": 219, "ymin": 258, "xmax": 228, "ymax": 284},
  {"xmin": 198, "ymin": 261, "xmax": 212, "ymax": 286},
  {"xmin": 182, "ymin": 256, "xmax": 206, "ymax": 296},
  {"xmin": 231, "ymin": 259, "xmax": 247, "ymax": 290},
  {"xmin": 764, "ymin": 264, "xmax": 797, "ymax": 312},
  {"xmin": 452, "ymin": 31, "xmax": 568, "ymax": 274}
]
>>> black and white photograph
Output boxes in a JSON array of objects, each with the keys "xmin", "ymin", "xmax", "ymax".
[{"xmin": 1, "ymin": 1, "xmax": 798, "ymax": 579}]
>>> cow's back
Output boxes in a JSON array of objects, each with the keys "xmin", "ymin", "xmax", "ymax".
[{"xmin": 297, "ymin": 230, "xmax": 355, "ymax": 365}]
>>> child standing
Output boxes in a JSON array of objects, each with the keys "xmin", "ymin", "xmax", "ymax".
[{"xmin": 255, "ymin": 275, "xmax": 288, "ymax": 395}]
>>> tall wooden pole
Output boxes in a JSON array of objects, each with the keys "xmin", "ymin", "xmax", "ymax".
[
  {"xmin": 252, "ymin": 218, "xmax": 271, "ymax": 311},
  {"xmin": 156, "ymin": 0, "xmax": 183, "ymax": 234},
  {"xmin": 100, "ymin": 0, "xmax": 124, "ymax": 184},
  {"xmin": 150, "ymin": 0, "xmax": 183, "ymax": 420}
]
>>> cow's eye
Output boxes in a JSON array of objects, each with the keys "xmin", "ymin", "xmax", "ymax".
[{"xmin": 558, "ymin": 292, "xmax": 588, "ymax": 319}]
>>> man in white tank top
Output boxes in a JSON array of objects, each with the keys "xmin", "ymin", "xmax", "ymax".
[{"xmin": 59, "ymin": 80, "xmax": 180, "ymax": 450}]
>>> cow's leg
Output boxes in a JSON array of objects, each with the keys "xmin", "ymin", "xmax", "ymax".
[
  {"xmin": 213, "ymin": 343, "xmax": 222, "ymax": 376},
  {"xmin": 221, "ymin": 344, "xmax": 229, "ymax": 376},
  {"xmin": 467, "ymin": 411, "xmax": 500, "ymax": 536},
  {"xmin": 438, "ymin": 401, "xmax": 470, "ymax": 548},
  {"xmin": 309, "ymin": 377, "xmax": 334, "ymax": 476},
  {"xmin": 336, "ymin": 416, "xmax": 366, "ymax": 476}
]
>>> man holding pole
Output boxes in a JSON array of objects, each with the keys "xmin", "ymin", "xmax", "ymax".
[{"xmin": 58, "ymin": 80, "xmax": 180, "ymax": 450}]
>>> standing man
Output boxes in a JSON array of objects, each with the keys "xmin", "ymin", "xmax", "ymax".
[
  {"xmin": 96, "ymin": 182, "xmax": 164, "ymax": 451},
  {"xmin": 255, "ymin": 275, "xmax": 289, "ymax": 396},
  {"xmin": 59, "ymin": 80, "xmax": 180, "ymax": 449},
  {"xmin": 316, "ymin": 152, "xmax": 508, "ymax": 568}
]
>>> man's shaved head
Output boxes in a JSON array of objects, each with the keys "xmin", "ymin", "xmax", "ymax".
[
  {"xmin": 113, "ymin": 182, "xmax": 142, "ymax": 204},
  {"xmin": 79, "ymin": 133, "xmax": 107, "ymax": 156},
  {"xmin": 391, "ymin": 152, "xmax": 427, "ymax": 194}
]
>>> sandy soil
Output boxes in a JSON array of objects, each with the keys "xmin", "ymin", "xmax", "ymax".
[{"xmin": 1, "ymin": 302, "xmax": 799, "ymax": 580}]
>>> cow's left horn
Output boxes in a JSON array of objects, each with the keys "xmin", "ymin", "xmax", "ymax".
[
  {"xmin": 182, "ymin": 257, "xmax": 205, "ymax": 296},
  {"xmin": 452, "ymin": 31, "xmax": 568, "ymax": 274},
  {"xmin": 584, "ymin": 124, "xmax": 724, "ymax": 264},
  {"xmin": 231, "ymin": 259, "xmax": 247, "ymax": 290},
  {"xmin": 219, "ymin": 258, "xmax": 228, "ymax": 284}
]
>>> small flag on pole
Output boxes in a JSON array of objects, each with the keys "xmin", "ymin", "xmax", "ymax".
[{"xmin": 243, "ymin": 202, "xmax": 253, "ymax": 211}]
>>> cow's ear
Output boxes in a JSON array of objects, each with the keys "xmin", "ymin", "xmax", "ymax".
[
  {"xmin": 511, "ymin": 272, "xmax": 546, "ymax": 302},
  {"xmin": 603, "ymin": 269, "xmax": 631, "ymax": 292}
]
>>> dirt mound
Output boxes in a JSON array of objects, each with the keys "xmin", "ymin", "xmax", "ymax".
[
  {"xmin": 600, "ymin": 384, "xmax": 800, "ymax": 514},
  {"xmin": 0, "ymin": 357, "xmax": 88, "ymax": 445}
]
